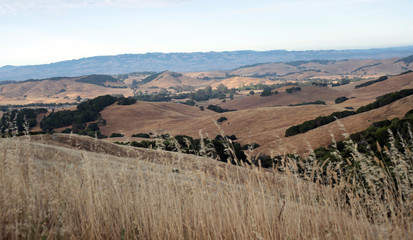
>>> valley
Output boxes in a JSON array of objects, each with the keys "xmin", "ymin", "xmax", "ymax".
[
  {"xmin": 2, "ymin": 0, "xmax": 413, "ymax": 238},
  {"xmin": 1, "ymin": 53, "xmax": 412, "ymax": 239}
]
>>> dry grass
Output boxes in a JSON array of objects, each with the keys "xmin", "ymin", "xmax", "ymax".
[
  {"xmin": 0, "ymin": 134, "xmax": 412, "ymax": 239},
  {"xmin": 0, "ymin": 77, "xmax": 133, "ymax": 105}
]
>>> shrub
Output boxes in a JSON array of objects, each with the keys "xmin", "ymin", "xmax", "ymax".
[
  {"xmin": 289, "ymin": 100, "xmax": 326, "ymax": 106},
  {"xmin": 285, "ymin": 87, "xmax": 301, "ymax": 93},
  {"xmin": 110, "ymin": 133, "xmax": 124, "ymax": 138},
  {"xmin": 118, "ymin": 97, "xmax": 137, "ymax": 105},
  {"xmin": 207, "ymin": 105, "xmax": 234, "ymax": 113},
  {"xmin": 335, "ymin": 96, "xmax": 349, "ymax": 104},
  {"xmin": 181, "ymin": 100, "xmax": 196, "ymax": 106},
  {"xmin": 132, "ymin": 133, "xmax": 150, "ymax": 138},
  {"xmin": 217, "ymin": 117, "xmax": 227, "ymax": 124},
  {"xmin": 260, "ymin": 86, "xmax": 273, "ymax": 97}
]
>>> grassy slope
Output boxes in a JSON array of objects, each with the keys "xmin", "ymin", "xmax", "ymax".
[
  {"xmin": 220, "ymin": 85, "xmax": 346, "ymax": 110},
  {"xmin": 1, "ymin": 134, "xmax": 411, "ymax": 239},
  {"xmin": 100, "ymin": 73, "xmax": 413, "ymax": 155},
  {"xmin": 99, "ymin": 100, "xmax": 344, "ymax": 145}
]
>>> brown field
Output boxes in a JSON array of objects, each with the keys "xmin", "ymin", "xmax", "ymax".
[
  {"xmin": 220, "ymin": 85, "xmax": 346, "ymax": 110},
  {"xmin": 101, "ymin": 95, "xmax": 412, "ymax": 156},
  {"xmin": 100, "ymin": 72, "xmax": 413, "ymax": 155}
]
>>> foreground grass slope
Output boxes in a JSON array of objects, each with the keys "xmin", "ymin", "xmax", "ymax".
[{"xmin": 1, "ymin": 134, "xmax": 412, "ymax": 239}]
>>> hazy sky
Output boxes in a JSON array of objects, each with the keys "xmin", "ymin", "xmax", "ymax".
[{"xmin": 0, "ymin": 0, "xmax": 412, "ymax": 67}]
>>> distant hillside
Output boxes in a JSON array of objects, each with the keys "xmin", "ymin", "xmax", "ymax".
[
  {"xmin": 138, "ymin": 71, "xmax": 208, "ymax": 89},
  {"xmin": 0, "ymin": 75, "xmax": 132, "ymax": 105},
  {"xmin": 1, "ymin": 46, "xmax": 413, "ymax": 81},
  {"xmin": 229, "ymin": 57, "xmax": 413, "ymax": 80}
]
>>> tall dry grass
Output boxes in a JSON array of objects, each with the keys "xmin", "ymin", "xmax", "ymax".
[{"xmin": 0, "ymin": 134, "xmax": 412, "ymax": 239}]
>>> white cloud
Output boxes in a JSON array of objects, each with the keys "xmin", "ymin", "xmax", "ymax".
[{"xmin": 0, "ymin": 0, "xmax": 188, "ymax": 14}]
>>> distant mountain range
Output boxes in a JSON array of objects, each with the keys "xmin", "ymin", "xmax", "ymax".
[{"xmin": 1, "ymin": 46, "xmax": 413, "ymax": 81}]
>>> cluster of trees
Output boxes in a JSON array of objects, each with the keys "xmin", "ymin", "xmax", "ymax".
[
  {"xmin": 335, "ymin": 96, "xmax": 349, "ymax": 104},
  {"xmin": 331, "ymin": 78, "xmax": 351, "ymax": 87},
  {"xmin": 134, "ymin": 94, "xmax": 171, "ymax": 102},
  {"xmin": 356, "ymin": 89, "xmax": 413, "ymax": 113},
  {"xmin": 117, "ymin": 97, "xmax": 137, "ymax": 105},
  {"xmin": 216, "ymin": 116, "xmax": 228, "ymax": 124},
  {"xmin": 289, "ymin": 100, "xmax": 326, "ymax": 106},
  {"xmin": 355, "ymin": 76, "xmax": 388, "ymax": 89},
  {"xmin": 115, "ymin": 71, "xmax": 157, "ymax": 81},
  {"xmin": 206, "ymin": 105, "xmax": 234, "ymax": 113},
  {"xmin": 237, "ymin": 83, "xmax": 284, "ymax": 91},
  {"xmin": 0, "ymin": 108, "xmax": 47, "ymax": 134},
  {"xmin": 285, "ymin": 89, "xmax": 413, "ymax": 137},
  {"xmin": 75, "ymin": 74, "xmax": 118, "ymax": 86},
  {"xmin": 179, "ymin": 85, "xmax": 235, "ymax": 102},
  {"xmin": 260, "ymin": 86, "xmax": 278, "ymax": 97},
  {"xmin": 180, "ymin": 100, "xmax": 196, "ymax": 106},
  {"xmin": 62, "ymin": 122, "xmax": 107, "ymax": 139},
  {"xmin": 40, "ymin": 95, "xmax": 117, "ymax": 132},
  {"xmin": 168, "ymin": 85, "xmax": 195, "ymax": 93},
  {"xmin": 285, "ymin": 87, "xmax": 301, "ymax": 93},
  {"xmin": 285, "ymin": 110, "xmax": 356, "ymax": 137},
  {"xmin": 110, "ymin": 133, "xmax": 124, "ymax": 138},
  {"xmin": 398, "ymin": 70, "xmax": 413, "ymax": 76},
  {"xmin": 314, "ymin": 109, "xmax": 413, "ymax": 163},
  {"xmin": 395, "ymin": 55, "xmax": 413, "ymax": 65},
  {"xmin": 250, "ymin": 73, "xmax": 277, "ymax": 78},
  {"xmin": 0, "ymin": 102, "xmax": 77, "ymax": 111},
  {"xmin": 140, "ymin": 71, "xmax": 164, "ymax": 84},
  {"xmin": 131, "ymin": 133, "xmax": 150, "ymax": 138},
  {"xmin": 311, "ymin": 82, "xmax": 327, "ymax": 87}
]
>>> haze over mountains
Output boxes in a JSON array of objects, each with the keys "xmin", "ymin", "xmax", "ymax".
[{"xmin": 1, "ymin": 46, "xmax": 413, "ymax": 81}]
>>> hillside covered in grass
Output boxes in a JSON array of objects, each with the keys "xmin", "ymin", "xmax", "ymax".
[{"xmin": 0, "ymin": 133, "xmax": 412, "ymax": 239}]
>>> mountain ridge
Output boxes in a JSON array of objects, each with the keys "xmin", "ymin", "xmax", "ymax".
[{"xmin": 2, "ymin": 46, "xmax": 413, "ymax": 81}]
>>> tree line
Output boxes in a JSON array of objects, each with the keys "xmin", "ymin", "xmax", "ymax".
[{"xmin": 285, "ymin": 89, "xmax": 413, "ymax": 137}]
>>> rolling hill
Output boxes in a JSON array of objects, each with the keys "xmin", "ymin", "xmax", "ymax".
[
  {"xmin": 0, "ymin": 75, "xmax": 133, "ymax": 105},
  {"xmin": 138, "ymin": 71, "xmax": 209, "ymax": 89},
  {"xmin": 98, "ymin": 72, "xmax": 413, "ymax": 155},
  {"xmin": 229, "ymin": 57, "xmax": 413, "ymax": 80}
]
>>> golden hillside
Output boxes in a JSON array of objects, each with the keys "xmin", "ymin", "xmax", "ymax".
[
  {"xmin": 0, "ymin": 76, "xmax": 133, "ymax": 105},
  {"xmin": 1, "ymin": 133, "xmax": 411, "ymax": 239}
]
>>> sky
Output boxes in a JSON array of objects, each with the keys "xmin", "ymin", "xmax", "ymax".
[{"xmin": 0, "ymin": 0, "xmax": 412, "ymax": 67}]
